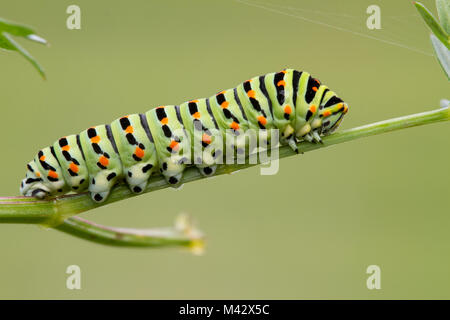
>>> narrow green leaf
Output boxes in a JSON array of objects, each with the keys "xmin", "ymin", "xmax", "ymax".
[
  {"xmin": 0, "ymin": 18, "xmax": 47, "ymax": 44},
  {"xmin": 0, "ymin": 32, "xmax": 46, "ymax": 79},
  {"xmin": 436, "ymin": 0, "xmax": 450, "ymax": 35},
  {"xmin": 0, "ymin": 33, "xmax": 16, "ymax": 51},
  {"xmin": 414, "ymin": 2, "xmax": 450, "ymax": 50},
  {"xmin": 430, "ymin": 33, "xmax": 450, "ymax": 80},
  {"xmin": 0, "ymin": 17, "xmax": 47, "ymax": 79}
]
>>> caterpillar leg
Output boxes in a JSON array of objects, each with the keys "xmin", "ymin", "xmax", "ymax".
[
  {"xmin": 296, "ymin": 123, "xmax": 321, "ymax": 144},
  {"xmin": 195, "ymin": 142, "xmax": 219, "ymax": 177},
  {"xmin": 287, "ymin": 136, "xmax": 299, "ymax": 154},
  {"xmin": 159, "ymin": 155, "xmax": 187, "ymax": 186},
  {"xmin": 125, "ymin": 163, "xmax": 155, "ymax": 193},
  {"xmin": 223, "ymin": 131, "xmax": 248, "ymax": 163},
  {"xmin": 198, "ymin": 165, "xmax": 217, "ymax": 176},
  {"xmin": 88, "ymin": 174, "xmax": 113, "ymax": 203},
  {"xmin": 302, "ymin": 130, "xmax": 322, "ymax": 144},
  {"xmin": 280, "ymin": 124, "xmax": 300, "ymax": 153},
  {"xmin": 311, "ymin": 130, "xmax": 323, "ymax": 144},
  {"xmin": 193, "ymin": 147, "xmax": 219, "ymax": 176},
  {"xmin": 165, "ymin": 169, "xmax": 183, "ymax": 185}
]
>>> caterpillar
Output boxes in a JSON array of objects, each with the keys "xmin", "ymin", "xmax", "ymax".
[{"xmin": 20, "ymin": 69, "xmax": 349, "ymax": 203}]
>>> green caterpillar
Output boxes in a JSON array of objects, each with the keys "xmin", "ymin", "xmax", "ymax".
[{"xmin": 20, "ymin": 69, "xmax": 349, "ymax": 202}]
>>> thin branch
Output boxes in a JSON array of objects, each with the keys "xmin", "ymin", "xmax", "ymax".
[
  {"xmin": 0, "ymin": 106, "xmax": 449, "ymax": 248},
  {"xmin": 55, "ymin": 215, "xmax": 205, "ymax": 253}
]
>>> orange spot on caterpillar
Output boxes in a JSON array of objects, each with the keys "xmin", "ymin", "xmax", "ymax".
[
  {"xmin": 48, "ymin": 170, "xmax": 58, "ymax": 179},
  {"xmin": 70, "ymin": 162, "xmax": 79, "ymax": 173},
  {"xmin": 36, "ymin": 172, "xmax": 41, "ymax": 177},
  {"xmin": 221, "ymin": 101, "xmax": 229, "ymax": 109},
  {"xmin": 310, "ymin": 105, "xmax": 317, "ymax": 113},
  {"xmin": 277, "ymin": 80, "xmax": 286, "ymax": 87},
  {"xmin": 247, "ymin": 90, "xmax": 256, "ymax": 98},
  {"xmin": 161, "ymin": 117, "xmax": 168, "ymax": 125},
  {"xmin": 156, "ymin": 106, "xmax": 165, "ymax": 109},
  {"xmin": 39, "ymin": 155, "xmax": 46, "ymax": 161},
  {"xmin": 99, "ymin": 155, "xmax": 109, "ymax": 167},
  {"xmin": 169, "ymin": 140, "xmax": 179, "ymax": 152},
  {"xmin": 125, "ymin": 126, "xmax": 134, "ymax": 134},
  {"xmin": 281, "ymin": 70, "xmax": 287, "ymax": 74},
  {"xmin": 91, "ymin": 136, "xmax": 101, "ymax": 144},
  {"xmin": 202, "ymin": 133, "xmax": 212, "ymax": 144},
  {"xmin": 217, "ymin": 90, "xmax": 226, "ymax": 95},
  {"xmin": 284, "ymin": 105, "xmax": 292, "ymax": 114},
  {"xmin": 190, "ymin": 99, "xmax": 199, "ymax": 103},
  {"xmin": 230, "ymin": 122, "xmax": 240, "ymax": 130},
  {"xmin": 135, "ymin": 147, "xmax": 145, "ymax": 158},
  {"xmin": 193, "ymin": 112, "xmax": 201, "ymax": 119},
  {"xmin": 257, "ymin": 116, "xmax": 267, "ymax": 125},
  {"xmin": 343, "ymin": 105, "xmax": 349, "ymax": 113},
  {"xmin": 312, "ymin": 87, "xmax": 318, "ymax": 92},
  {"xmin": 322, "ymin": 110, "xmax": 331, "ymax": 117},
  {"xmin": 62, "ymin": 145, "xmax": 70, "ymax": 151}
]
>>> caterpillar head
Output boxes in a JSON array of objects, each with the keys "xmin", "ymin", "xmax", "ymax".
[{"xmin": 319, "ymin": 95, "xmax": 349, "ymax": 135}]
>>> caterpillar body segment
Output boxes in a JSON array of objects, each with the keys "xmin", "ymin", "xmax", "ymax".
[
  {"xmin": 146, "ymin": 105, "xmax": 190, "ymax": 186},
  {"xmin": 235, "ymin": 75, "xmax": 275, "ymax": 153},
  {"xmin": 264, "ymin": 70, "xmax": 297, "ymax": 148},
  {"xmin": 235, "ymin": 75, "xmax": 275, "ymax": 132},
  {"xmin": 110, "ymin": 113, "xmax": 158, "ymax": 194},
  {"xmin": 178, "ymin": 98, "xmax": 221, "ymax": 176},
  {"xmin": 208, "ymin": 88, "xmax": 250, "ymax": 158},
  {"xmin": 52, "ymin": 135, "xmax": 89, "ymax": 193},
  {"xmin": 20, "ymin": 68, "xmax": 349, "ymax": 203},
  {"xmin": 79, "ymin": 125, "xmax": 123, "ymax": 202},
  {"xmin": 34, "ymin": 147, "xmax": 67, "ymax": 196}
]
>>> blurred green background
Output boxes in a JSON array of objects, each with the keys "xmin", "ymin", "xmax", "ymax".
[{"xmin": 0, "ymin": 0, "xmax": 449, "ymax": 299}]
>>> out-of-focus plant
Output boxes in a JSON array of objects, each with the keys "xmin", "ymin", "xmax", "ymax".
[
  {"xmin": 0, "ymin": 18, "xmax": 48, "ymax": 79},
  {"xmin": 414, "ymin": 0, "xmax": 450, "ymax": 79}
]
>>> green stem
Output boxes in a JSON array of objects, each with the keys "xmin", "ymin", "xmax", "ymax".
[
  {"xmin": 54, "ymin": 215, "xmax": 204, "ymax": 252},
  {"xmin": 0, "ymin": 106, "xmax": 449, "ymax": 248}
]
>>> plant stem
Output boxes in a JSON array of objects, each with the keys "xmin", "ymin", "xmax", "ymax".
[
  {"xmin": 0, "ymin": 106, "xmax": 448, "ymax": 248},
  {"xmin": 55, "ymin": 215, "xmax": 204, "ymax": 252}
]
